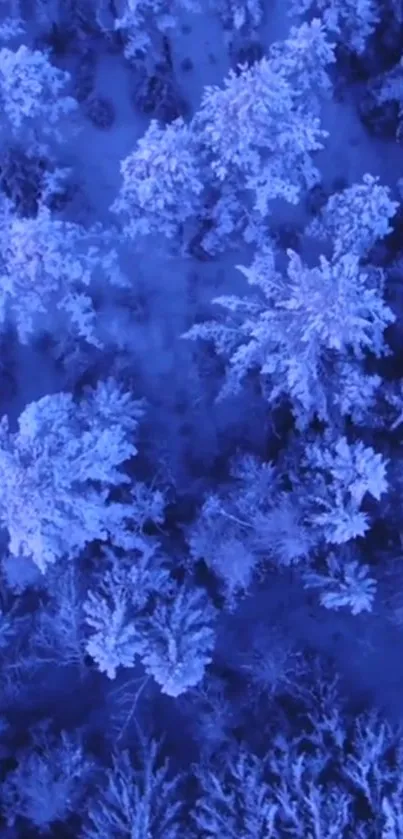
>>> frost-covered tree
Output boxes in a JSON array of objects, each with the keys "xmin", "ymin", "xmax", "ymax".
[
  {"xmin": 111, "ymin": 118, "xmax": 204, "ymax": 242},
  {"xmin": 113, "ymin": 0, "xmax": 200, "ymax": 62},
  {"xmin": 178, "ymin": 673, "xmax": 242, "ymax": 760},
  {"xmin": 194, "ymin": 699, "xmax": 403, "ymax": 838},
  {"xmin": 84, "ymin": 538, "xmax": 215, "ymax": 696},
  {"xmin": 303, "ymin": 435, "xmax": 389, "ymax": 543},
  {"xmin": 140, "ymin": 586, "xmax": 216, "ymax": 697},
  {"xmin": 189, "ymin": 509, "xmax": 259, "ymax": 604},
  {"xmin": 307, "ymin": 435, "xmax": 389, "ymax": 507},
  {"xmin": 84, "ymin": 582, "xmax": 142, "ymax": 680},
  {"xmin": 268, "ymin": 19, "xmax": 336, "ymax": 114},
  {"xmin": 195, "ymin": 737, "xmax": 354, "ymax": 839},
  {"xmin": 195, "ymin": 30, "xmax": 330, "ymax": 217},
  {"xmin": 268, "ymin": 738, "xmax": 352, "ymax": 836},
  {"xmin": 0, "ymin": 201, "xmax": 126, "ymax": 344},
  {"xmin": 288, "ymin": 0, "xmax": 379, "ymax": 54},
  {"xmin": 0, "ymin": 379, "xmax": 144, "ymax": 571},
  {"xmin": 188, "ymin": 454, "xmax": 313, "ymax": 604},
  {"xmin": 82, "ymin": 740, "xmax": 183, "ymax": 839},
  {"xmin": 194, "ymin": 750, "xmax": 278, "ymax": 839},
  {"xmin": 303, "ymin": 553, "xmax": 377, "ymax": 614},
  {"xmin": 329, "ymin": 357, "xmax": 383, "ymax": 427},
  {"xmin": 114, "ymin": 22, "xmax": 334, "ymax": 252},
  {"xmin": 308, "ymin": 175, "xmax": 398, "ymax": 259},
  {"xmin": 184, "ymin": 243, "xmax": 394, "ymax": 427},
  {"xmin": 370, "ymin": 58, "xmax": 403, "ymax": 142},
  {"xmin": 343, "ymin": 711, "xmax": 401, "ymax": 813},
  {"xmin": 84, "ymin": 538, "xmax": 171, "ymax": 679},
  {"xmin": 212, "ymin": 0, "xmax": 263, "ymax": 43},
  {"xmin": 0, "ymin": 44, "xmax": 78, "ymax": 146},
  {"xmin": 1, "ymin": 728, "xmax": 92, "ymax": 831},
  {"xmin": 32, "ymin": 561, "xmax": 88, "ymax": 670},
  {"xmin": 200, "ymin": 21, "xmax": 334, "ymax": 248}
]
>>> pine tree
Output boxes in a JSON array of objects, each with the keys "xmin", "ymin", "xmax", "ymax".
[
  {"xmin": 0, "ymin": 44, "xmax": 78, "ymax": 146},
  {"xmin": 0, "ymin": 379, "xmax": 144, "ymax": 571}
]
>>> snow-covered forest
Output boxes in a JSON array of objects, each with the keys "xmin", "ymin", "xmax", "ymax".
[{"xmin": 0, "ymin": 0, "xmax": 403, "ymax": 835}]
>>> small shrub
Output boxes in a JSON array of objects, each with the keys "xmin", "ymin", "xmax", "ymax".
[{"xmin": 85, "ymin": 94, "xmax": 115, "ymax": 129}]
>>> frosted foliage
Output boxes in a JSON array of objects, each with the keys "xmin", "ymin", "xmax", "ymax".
[
  {"xmin": 213, "ymin": 0, "xmax": 263, "ymax": 32},
  {"xmin": 141, "ymin": 587, "xmax": 216, "ymax": 696},
  {"xmin": 0, "ymin": 203, "xmax": 125, "ymax": 344},
  {"xmin": 310, "ymin": 501, "xmax": 370, "ymax": 544},
  {"xmin": 282, "ymin": 250, "xmax": 394, "ymax": 359},
  {"xmin": 189, "ymin": 455, "xmax": 311, "ymax": 598},
  {"xmin": 114, "ymin": 0, "xmax": 200, "ymax": 54},
  {"xmin": 0, "ymin": 381, "xmax": 144, "ymax": 571},
  {"xmin": 0, "ymin": 17, "xmax": 24, "ymax": 40},
  {"xmin": 386, "ymin": 380, "xmax": 403, "ymax": 430},
  {"xmin": 332, "ymin": 359, "xmax": 382, "ymax": 426},
  {"xmin": 269, "ymin": 20, "xmax": 336, "ymax": 113},
  {"xmin": 185, "ymin": 245, "xmax": 394, "ymax": 426},
  {"xmin": 253, "ymin": 495, "xmax": 313, "ymax": 565},
  {"xmin": 189, "ymin": 483, "xmax": 264, "ymax": 599},
  {"xmin": 382, "ymin": 796, "xmax": 403, "ymax": 839},
  {"xmin": 1, "ymin": 731, "xmax": 90, "ymax": 830},
  {"xmin": 84, "ymin": 584, "xmax": 142, "ymax": 680},
  {"xmin": 229, "ymin": 453, "xmax": 311, "ymax": 566},
  {"xmin": 128, "ymin": 482, "xmax": 166, "ymax": 532},
  {"xmin": 288, "ymin": 0, "xmax": 379, "ymax": 53},
  {"xmin": 343, "ymin": 711, "xmax": 398, "ymax": 811},
  {"xmin": 377, "ymin": 60, "xmax": 403, "ymax": 115},
  {"xmin": 196, "ymin": 54, "xmax": 327, "ymax": 213},
  {"xmin": 305, "ymin": 436, "xmax": 388, "ymax": 544},
  {"xmin": 80, "ymin": 377, "xmax": 145, "ymax": 441},
  {"xmin": 230, "ymin": 453, "xmax": 277, "ymax": 504},
  {"xmin": 112, "ymin": 119, "xmax": 204, "ymax": 240},
  {"xmin": 190, "ymin": 507, "xmax": 258, "ymax": 601},
  {"xmin": 84, "ymin": 541, "xmax": 171, "ymax": 678},
  {"xmin": 308, "ymin": 175, "xmax": 398, "ymax": 258},
  {"xmin": 36, "ymin": 563, "xmax": 87, "ymax": 666},
  {"xmin": 304, "ymin": 555, "xmax": 377, "ymax": 614},
  {"xmin": 83, "ymin": 744, "xmax": 182, "ymax": 839},
  {"xmin": 209, "ymin": 537, "xmax": 257, "ymax": 596},
  {"xmin": 0, "ymin": 605, "xmax": 15, "ymax": 649},
  {"xmin": 0, "ymin": 45, "xmax": 77, "ymax": 143},
  {"xmin": 268, "ymin": 744, "xmax": 351, "ymax": 836},
  {"xmin": 241, "ymin": 626, "xmax": 302, "ymax": 697},
  {"xmin": 201, "ymin": 187, "xmax": 249, "ymax": 254},
  {"xmin": 195, "ymin": 752, "xmax": 278, "ymax": 839},
  {"xmin": 307, "ymin": 436, "xmax": 389, "ymax": 505}
]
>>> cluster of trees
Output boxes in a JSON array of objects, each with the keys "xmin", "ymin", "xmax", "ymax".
[{"xmin": 0, "ymin": 0, "xmax": 402, "ymax": 836}]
